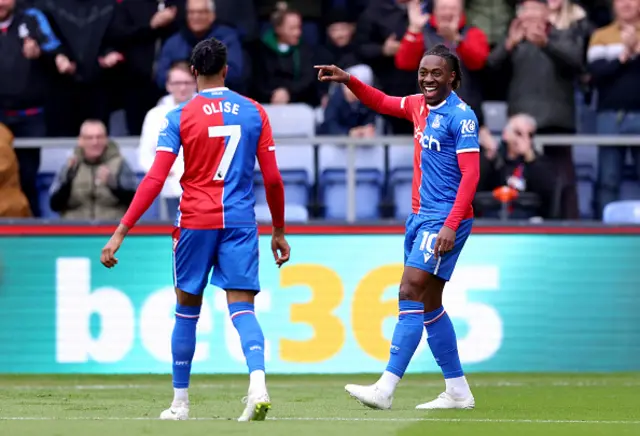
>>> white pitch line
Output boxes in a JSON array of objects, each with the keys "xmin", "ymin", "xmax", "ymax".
[
  {"xmin": 1, "ymin": 417, "xmax": 639, "ymax": 425},
  {"xmin": 5, "ymin": 380, "xmax": 640, "ymax": 391}
]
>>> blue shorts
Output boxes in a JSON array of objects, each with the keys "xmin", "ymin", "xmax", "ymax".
[
  {"xmin": 172, "ymin": 227, "xmax": 260, "ymax": 295},
  {"xmin": 404, "ymin": 214, "xmax": 473, "ymax": 281}
]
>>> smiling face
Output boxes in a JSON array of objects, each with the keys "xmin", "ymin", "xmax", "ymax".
[{"xmin": 418, "ymin": 55, "xmax": 455, "ymax": 105}]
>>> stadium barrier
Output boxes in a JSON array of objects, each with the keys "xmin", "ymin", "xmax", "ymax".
[
  {"xmin": 14, "ymin": 135, "xmax": 640, "ymax": 222},
  {"xmin": 1, "ymin": 222, "xmax": 639, "ymax": 374}
]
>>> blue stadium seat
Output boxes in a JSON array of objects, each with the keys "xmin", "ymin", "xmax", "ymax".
[
  {"xmin": 482, "ymin": 101, "xmax": 508, "ymax": 134},
  {"xmin": 620, "ymin": 164, "xmax": 640, "ymax": 201},
  {"xmin": 389, "ymin": 145, "xmax": 413, "ymax": 172},
  {"xmin": 318, "ymin": 144, "xmax": 385, "ymax": 173},
  {"xmin": 254, "ymin": 203, "xmax": 309, "ymax": 223},
  {"xmin": 261, "ymin": 104, "xmax": 316, "ymax": 184},
  {"xmin": 602, "ymin": 201, "xmax": 640, "ymax": 224},
  {"xmin": 37, "ymin": 173, "xmax": 59, "ymax": 219},
  {"xmin": 254, "ymin": 170, "xmax": 309, "ymax": 207},
  {"xmin": 320, "ymin": 169, "xmax": 383, "ymax": 220},
  {"xmin": 575, "ymin": 164, "xmax": 594, "ymax": 219},
  {"xmin": 390, "ymin": 168, "xmax": 413, "ymax": 221}
]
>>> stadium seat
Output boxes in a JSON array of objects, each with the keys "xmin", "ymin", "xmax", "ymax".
[
  {"xmin": 319, "ymin": 143, "xmax": 385, "ymax": 173},
  {"xmin": 261, "ymin": 103, "xmax": 316, "ymax": 192},
  {"xmin": 388, "ymin": 145, "xmax": 413, "ymax": 172},
  {"xmin": 254, "ymin": 170, "xmax": 309, "ymax": 207},
  {"xmin": 602, "ymin": 200, "xmax": 640, "ymax": 224},
  {"xmin": 320, "ymin": 169, "xmax": 383, "ymax": 220},
  {"xmin": 572, "ymin": 146, "xmax": 597, "ymax": 177},
  {"xmin": 575, "ymin": 164, "xmax": 595, "ymax": 219},
  {"xmin": 620, "ymin": 165, "xmax": 640, "ymax": 201},
  {"xmin": 390, "ymin": 168, "xmax": 413, "ymax": 221},
  {"xmin": 482, "ymin": 101, "xmax": 508, "ymax": 134},
  {"xmin": 254, "ymin": 203, "xmax": 309, "ymax": 223},
  {"xmin": 36, "ymin": 173, "xmax": 59, "ymax": 219}
]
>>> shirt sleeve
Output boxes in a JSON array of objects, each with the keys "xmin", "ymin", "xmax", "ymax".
[
  {"xmin": 346, "ymin": 76, "xmax": 414, "ymax": 121},
  {"xmin": 255, "ymin": 104, "xmax": 285, "ymax": 228},
  {"xmin": 156, "ymin": 108, "xmax": 182, "ymax": 155},
  {"xmin": 452, "ymin": 107, "xmax": 481, "ymax": 154}
]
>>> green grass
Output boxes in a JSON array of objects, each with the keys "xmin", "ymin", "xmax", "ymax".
[{"xmin": 1, "ymin": 374, "xmax": 639, "ymax": 436}]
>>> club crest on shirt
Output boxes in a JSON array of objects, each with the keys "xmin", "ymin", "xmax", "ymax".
[
  {"xmin": 431, "ymin": 114, "xmax": 443, "ymax": 129},
  {"xmin": 160, "ymin": 117, "xmax": 169, "ymax": 132}
]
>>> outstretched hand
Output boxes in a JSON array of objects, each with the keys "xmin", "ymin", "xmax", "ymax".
[{"xmin": 314, "ymin": 65, "xmax": 350, "ymax": 84}]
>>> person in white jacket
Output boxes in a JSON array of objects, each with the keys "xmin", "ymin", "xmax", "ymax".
[{"xmin": 138, "ymin": 61, "xmax": 197, "ymax": 220}]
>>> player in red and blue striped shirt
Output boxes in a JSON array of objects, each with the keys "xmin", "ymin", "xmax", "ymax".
[
  {"xmin": 316, "ymin": 44, "xmax": 480, "ymax": 411},
  {"xmin": 101, "ymin": 38, "xmax": 289, "ymax": 422}
]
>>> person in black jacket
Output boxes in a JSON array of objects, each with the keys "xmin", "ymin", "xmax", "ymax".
[
  {"xmin": 109, "ymin": 0, "xmax": 185, "ymax": 135},
  {"xmin": 476, "ymin": 113, "xmax": 558, "ymax": 219},
  {"xmin": 0, "ymin": 0, "xmax": 65, "ymax": 217},
  {"xmin": 251, "ymin": 4, "xmax": 318, "ymax": 105},
  {"xmin": 353, "ymin": 0, "xmax": 418, "ymax": 134},
  {"xmin": 29, "ymin": 0, "xmax": 122, "ymax": 137}
]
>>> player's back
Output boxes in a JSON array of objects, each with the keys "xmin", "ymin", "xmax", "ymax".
[{"xmin": 173, "ymin": 87, "xmax": 264, "ymax": 229}]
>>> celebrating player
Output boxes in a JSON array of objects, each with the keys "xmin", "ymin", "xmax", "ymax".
[
  {"xmin": 315, "ymin": 44, "xmax": 480, "ymax": 410},
  {"xmin": 100, "ymin": 38, "xmax": 290, "ymax": 422}
]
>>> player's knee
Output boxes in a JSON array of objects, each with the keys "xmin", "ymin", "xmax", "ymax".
[{"xmin": 399, "ymin": 277, "xmax": 425, "ymax": 302}]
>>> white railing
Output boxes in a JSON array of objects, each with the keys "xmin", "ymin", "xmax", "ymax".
[{"xmin": 14, "ymin": 135, "xmax": 640, "ymax": 223}]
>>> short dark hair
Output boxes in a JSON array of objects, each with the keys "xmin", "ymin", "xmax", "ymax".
[
  {"xmin": 423, "ymin": 44, "xmax": 462, "ymax": 90},
  {"xmin": 169, "ymin": 60, "xmax": 191, "ymax": 75},
  {"xmin": 190, "ymin": 37, "xmax": 227, "ymax": 77}
]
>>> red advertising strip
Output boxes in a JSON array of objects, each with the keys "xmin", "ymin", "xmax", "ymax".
[{"xmin": 0, "ymin": 223, "xmax": 640, "ymax": 236}]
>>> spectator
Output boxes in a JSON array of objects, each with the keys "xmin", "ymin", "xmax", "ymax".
[
  {"xmin": 353, "ymin": 0, "xmax": 419, "ymax": 134},
  {"xmin": 395, "ymin": 0, "xmax": 489, "ymax": 132},
  {"xmin": 256, "ymin": 0, "xmax": 325, "ymax": 45},
  {"xmin": 316, "ymin": 8, "xmax": 361, "ymax": 104},
  {"xmin": 49, "ymin": 120, "xmax": 137, "ymax": 221},
  {"xmin": 251, "ymin": 4, "xmax": 318, "ymax": 105},
  {"xmin": 476, "ymin": 113, "xmax": 557, "ymax": 219},
  {"xmin": 0, "ymin": 123, "xmax": 31, "ymax": 218},
  {"xmin": 155, "ymin": 0, "xmax": 243, "ymax": 91},
  {"xmin": 465, "ymin": 0, "xmax": 516, "ymax": 47},
  {"xmin": 588, "ymin": 0, "xmax": 640, "ymax": 218},
  {"xmin": 32, "ymin": 0, "xmax": 123, "ymax": 137},
  {"xmin": 214, "ymin": 0, "xmax": 257, "ymax": 42},
  {"xmin": 138, "ymin": 62, "xmax": 196, "ymax": 220},
  {"xmin": 109, "ymin": 0, "xmax": 184, "ymax": 135},
  {"xmin": 487, "ymin": 0, "xmax": 584, "ymax": 219},
  {"xmin": 320, "ymin": 65, "xmax": 377, "ymax": 136},
  {"xmin": 0, "ymin": 0, "xmax": 64, "ymax": 217}
]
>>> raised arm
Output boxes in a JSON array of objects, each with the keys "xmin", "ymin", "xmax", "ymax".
[{"xmin": 315, "ymin": 65, "xmax": 412, "ymax": 120}]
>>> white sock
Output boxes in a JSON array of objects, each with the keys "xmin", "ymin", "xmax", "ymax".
[
  {"xmin": 249, "ymin": 370, "xmax": 267, "ymax": 394},
  {"xmin": 376, "ymin": 371, "xmax": 401, "ymax": 396},
  {"xmin": 173, "ymin": 388, "xmax": 189, "ymax": 405},
  {"xmin": 445, "ymin": 376, "xmax": 472, "ymax": 398}
]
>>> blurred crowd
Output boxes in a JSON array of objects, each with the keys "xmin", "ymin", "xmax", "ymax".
[{"xmin": 0, "ymin": 0, "xmax": 639, "ymax": 222}]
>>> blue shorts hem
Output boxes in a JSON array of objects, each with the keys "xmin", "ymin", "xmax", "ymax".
[{"xmin": 404, "ymin": 261, "xmax": 453, "ymax": 282}]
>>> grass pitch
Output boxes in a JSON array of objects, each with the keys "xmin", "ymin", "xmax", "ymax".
[{"xmin": 1, "ymin": 373, "xmax": 639, "ymax": 436}]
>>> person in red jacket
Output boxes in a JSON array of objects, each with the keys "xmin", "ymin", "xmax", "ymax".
[{"xmin": 395, "ymin": 0, "xmax": 489, "ymax": 128}]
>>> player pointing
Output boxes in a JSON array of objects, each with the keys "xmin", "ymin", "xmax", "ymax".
[
  {"xmin": 316, "ymin": 44, "xmax": 480, "ymax": 410},
  {"xmin": 101, "ymin": 38, "xmax": 290, "ymax": 421}
]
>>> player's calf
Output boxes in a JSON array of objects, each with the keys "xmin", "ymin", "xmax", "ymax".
[
  {"xmin": 228, "ymin": 299, "xmax": 271, "ymax": 421},
  {"xmin": 160, "ymin": 302, "xmax": 200, "ymax": 420}
]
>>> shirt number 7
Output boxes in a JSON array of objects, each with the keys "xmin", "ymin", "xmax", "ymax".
[{"xmin": 208, "ymin": 125, "xmax": 241, "ymax": 181}]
